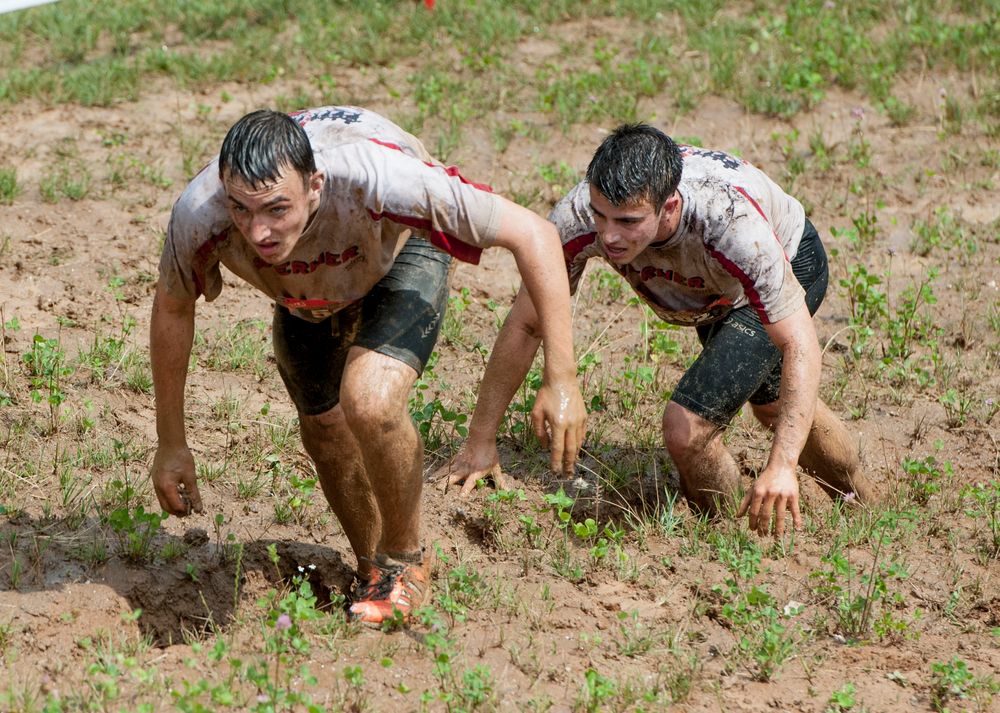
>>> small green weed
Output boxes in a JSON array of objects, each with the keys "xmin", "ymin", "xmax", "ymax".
[
  {"xmin": 409, "ymin": 351, "xmax": 468, "ymax": 452},
  {"xmin": 810, "ymin": 528, "xmax": 915, "ymax": 642},
  {"xmin": 825, "ymin": 682, "xmax": 856, "ymax": 712},
  {"xmin": 902, "ymin": 455, "xmax": 952, "ymax": 504},
  {"xmin": 198, "ymin": 318, "xmax": 270, "ymax": 379},
  {"xmin": 107, "ymin": 506, "xmax": 168, "ymax": 562},
  {"xmin": 22, "ymin": 332, "xmax": 73, "ymax": 433},
  {"xmin": 938, "ymin": 388, "xmax": 973, "ymax": 429},
  {"xmin": 575, "ymin": 667, "xmax": 618, "ymax": 713},
  {"xmin": 0, "ymin": 165, "xmax": 20, "ymax": 204},
  {"xmin": 441, "ymin": 287, "xmax": 472, "ymax": 345},
  {"xmin": 930, "ymin": 656, "xmax": 999, "ymax": 712},
  {"xmin": 962, "ymin": 480, "xmax": 1000, "ymax": 559},
  {"xmin": 40, "ymin": 162, "xmax": 92, "ymax": 202}
]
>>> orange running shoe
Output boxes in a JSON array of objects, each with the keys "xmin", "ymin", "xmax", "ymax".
[{"xmin": 348, "ymin": 553, "xmax": 430, "ymax": 626}]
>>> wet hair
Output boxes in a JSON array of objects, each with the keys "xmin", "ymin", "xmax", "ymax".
[
  {"xmin": 585, "ymin": 123, "xmax": 682, "ymax": 210},
  {"xmin": 217, "ymin": 109, "xmax": 316, "ymax": 188}
]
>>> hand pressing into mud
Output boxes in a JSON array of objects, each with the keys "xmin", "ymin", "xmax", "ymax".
[
  {"xmin": 150, "ymin": 444, "xmax": 203, "ymax": 516},
  {"xmin": 531, "ymin": 379, "xmax": 587, "ymax": 478},
  {"xmin": 433, "ymin": 439, "xmax": 510, "ymax": 496},
  {"xmin": 736, "ymin": 465, "xmax": 801, "ymax": 537}
]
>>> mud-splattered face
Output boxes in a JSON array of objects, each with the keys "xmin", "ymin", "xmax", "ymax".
[
  {"xmin": 224, "ymin": 166, "xmax": 323, "ymax": 264},
  {"xmin": 588, "ymin": 185, "xmax": 681, "ymax": 265}
]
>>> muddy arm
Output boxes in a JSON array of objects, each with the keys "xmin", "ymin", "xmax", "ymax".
[
  {"xmin": 149, "ymin": 284, "xmax": 203, "ymax": 516},
  {"xmin": 737, "ymin": 303, "xmax": 820, "ymax": 536}
]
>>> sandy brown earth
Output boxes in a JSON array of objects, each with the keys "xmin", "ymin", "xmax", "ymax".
[{"xmin": 1, "ymin": 16, "xmax": 999, "ymax": 713}]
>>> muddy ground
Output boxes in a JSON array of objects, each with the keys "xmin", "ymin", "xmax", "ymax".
[{"xmin": 1, "ymin": 12, "xmax": 999, "ymax": 713}]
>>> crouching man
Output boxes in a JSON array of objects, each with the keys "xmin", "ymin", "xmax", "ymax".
[
  {"xmin": 150, "ymin": 106, "xmax": 585, "ymax": 624},
  {"xmin": 439, "ymin": 124, "xmax": 876, "ymax": 536}
]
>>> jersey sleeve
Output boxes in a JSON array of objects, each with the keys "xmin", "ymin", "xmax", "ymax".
[
  {"xmin": 703, "ymin": 183, "xmax": 805, "ymax": 325},
  {"xmin": 157, "ymin": 169, "xmax": 230, "ymax": 303},
  {"xmin": 352, "ymin": 141, "xmax": 502, "ymax": 264},
  {"xmin": 548, "ymin": 181, "xmax": 598, "ymax": 296}
]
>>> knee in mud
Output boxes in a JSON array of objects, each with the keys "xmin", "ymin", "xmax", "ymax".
[{"xmin": 662, "ymin": 403, "xmax": 718, "ymax": 460}]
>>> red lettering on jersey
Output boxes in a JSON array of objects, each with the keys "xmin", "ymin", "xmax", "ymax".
[
  {"xmin": 632, "ymin": 264, "xmax": 705, "ymax": 289},
  {"xmin": 255, "ymin": 246, "xmax": 362, "ymax": 276}
]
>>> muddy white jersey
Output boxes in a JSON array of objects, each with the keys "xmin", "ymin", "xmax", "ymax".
[
  {"xmin": 159, "ymin": 106, "xmax": 501, "ymax": 322},
  {"xmin": 551, "ymin": 146, "xmax": 807, "ymax": 327}
]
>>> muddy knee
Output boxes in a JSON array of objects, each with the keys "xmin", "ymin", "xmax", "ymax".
[{"xmin": 662, "ymin": 402, "xmax": 738, "ymax": 515}]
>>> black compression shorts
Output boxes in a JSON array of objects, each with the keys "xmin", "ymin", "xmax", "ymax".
[
  {"xmin": 272, "ymin": 237, "xmax": 451, "ymax": 416},
  {"xmin": 670, "ymin": 219, "xmax": 829, "ymax": 426}
]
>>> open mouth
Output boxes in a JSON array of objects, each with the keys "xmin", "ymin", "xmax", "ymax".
[
  {"xmin": 254, "ymin": 241, "xmax": 282, "ymax": 259},
  {"xmin": 602, "ymin": 244, "xmax": 628, "ymax": 261}
]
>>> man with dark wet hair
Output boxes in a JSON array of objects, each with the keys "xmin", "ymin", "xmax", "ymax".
[
  {"xmin": 440, "ymin": 123, "xmax": 876, "ymax": 536},
  {"xmin": 150, "ymin": 106, "xmax": 585, "ymax": 625}
]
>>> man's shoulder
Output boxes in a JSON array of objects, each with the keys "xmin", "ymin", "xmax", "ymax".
[
  {"xmin": 549, "ymin": 181, "xmax": 593, "ymax": 241},
  {"xmin": 170, "ymin": 163, "xmax": 230, "ymax": 240},
  {"xmin": 680, "ymin": 145, "xmax": 752, "ymax": 173},
  {"xmin": 294, "ymin": 106, "xmax": 422, "ymax": 155}
]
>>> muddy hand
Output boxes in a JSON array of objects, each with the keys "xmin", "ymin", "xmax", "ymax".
[
  {"xmin": 150, "ymin": 445, "xmax": 203, "ymax": 516},
  {"xmin": 736, "ymin": 466, "xmax": 801, "ymax": 537},
  {"xmin": 432, "ymin": 442, "xmax": 508, "ymax": 496},
  {"xmin": 531, "ymin": 380, "xmax": 587, "ymax": 477}
]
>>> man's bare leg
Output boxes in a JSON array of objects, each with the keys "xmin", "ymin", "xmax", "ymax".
[
  {"xmin": 662, "ymin": 401, "xmax": 741, "ymax": 516},
  {"xmin": 752, "ymin": 399, "xmax": 878, "ymax": 504},
  {"xmin": 339, "ymin": 347, "xmax": 423, "ymax": 560},
  {"xmin": 299, "ymin": 405, "xmax": 381, "ymax": 577}
]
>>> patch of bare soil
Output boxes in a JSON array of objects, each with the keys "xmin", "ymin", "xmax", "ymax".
[{"xmin": 1, "ymin": 39, "xmax": 999, "ymax": 713}]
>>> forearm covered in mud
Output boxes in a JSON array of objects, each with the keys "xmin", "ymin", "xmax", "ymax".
[
  {"xmin": 150, "ymin": 285, "xmax": 197, "ymax": 448},
  {"xmin": 466, "ymin": 286, "xmax": 543, "ymax": 445},
  {"xmin": 489, "ymin": 197, "xmax": 577, "ymax": 388},
  {"xmin": 764, "ymin": 305, "xmax": 821, "ymax": 472}
]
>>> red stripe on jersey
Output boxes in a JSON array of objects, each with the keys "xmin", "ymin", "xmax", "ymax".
[
  {"xmin": 562, "ymin": 232, "xmax": 597, "ymax": 261},
  {"xmin": 192, "ymin": 229, "xmax": 229, "ymax": 296},
  {"xmin": 367, "ymin": 138, "xmax": 494, "ymax": 192},
  {"xmin": 562, "ymin": 231, "xmax": 597, "ymax": 273},
  {"xmin": 367, "ymin": 208, "xmax": 483, "ymax": 265},
  {"xmin": 281, "ymin": 297, "xmax": 348, "ymax": 309},
  {"xmin": 733, "ymin": 185, "xmax": 790, "ymax": 260},
  {"xmin": 705, "ymin": 245, "xmax": 770, "ymax": 325}
]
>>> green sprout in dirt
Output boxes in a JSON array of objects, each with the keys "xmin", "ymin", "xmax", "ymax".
[
  {"xmin": 962, "ymin": 480, "xmax": 1000, "ymax": 560},
  {"xmin": 22, "ymin": 332, "xmax": 73, "ymax": 434},
  {"xmin": 168, "ymin": 547, "xmax": 326, "ymax": 711},
  {"xmin": 930, "ymin": 657, "xmax": 999, "ymax": 713},
  {"xmin": 901, "ymin": 454, "xmax": 953, "ymax": 505},
  {"xmin": 825, "ymin": 683, "xmax": 857, "ymax": 713},
  {"xmin": 711, "ymin": 539, "xmax": 801, "ymax": 682},
  {"xmin": 0, "ymin": 165, "xmax": 20, "ymax": 205},
  {"xmin": 107, "ymin": 506, "xmax": 167, "ymax": 563},
  {"xmin": 409, "ymin": 351, "xmax": 469, "ymax": 453},
  {"xmin": 250, "ymin": 547, "xmax": 324, "ymax": 711},
  {"xmin": 412, "ymin": 605, "xmax": 499, "ymax": 711},
  {"xmin": 809, "ymin": 521, "xmax": 918, "ymax": 643}
]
